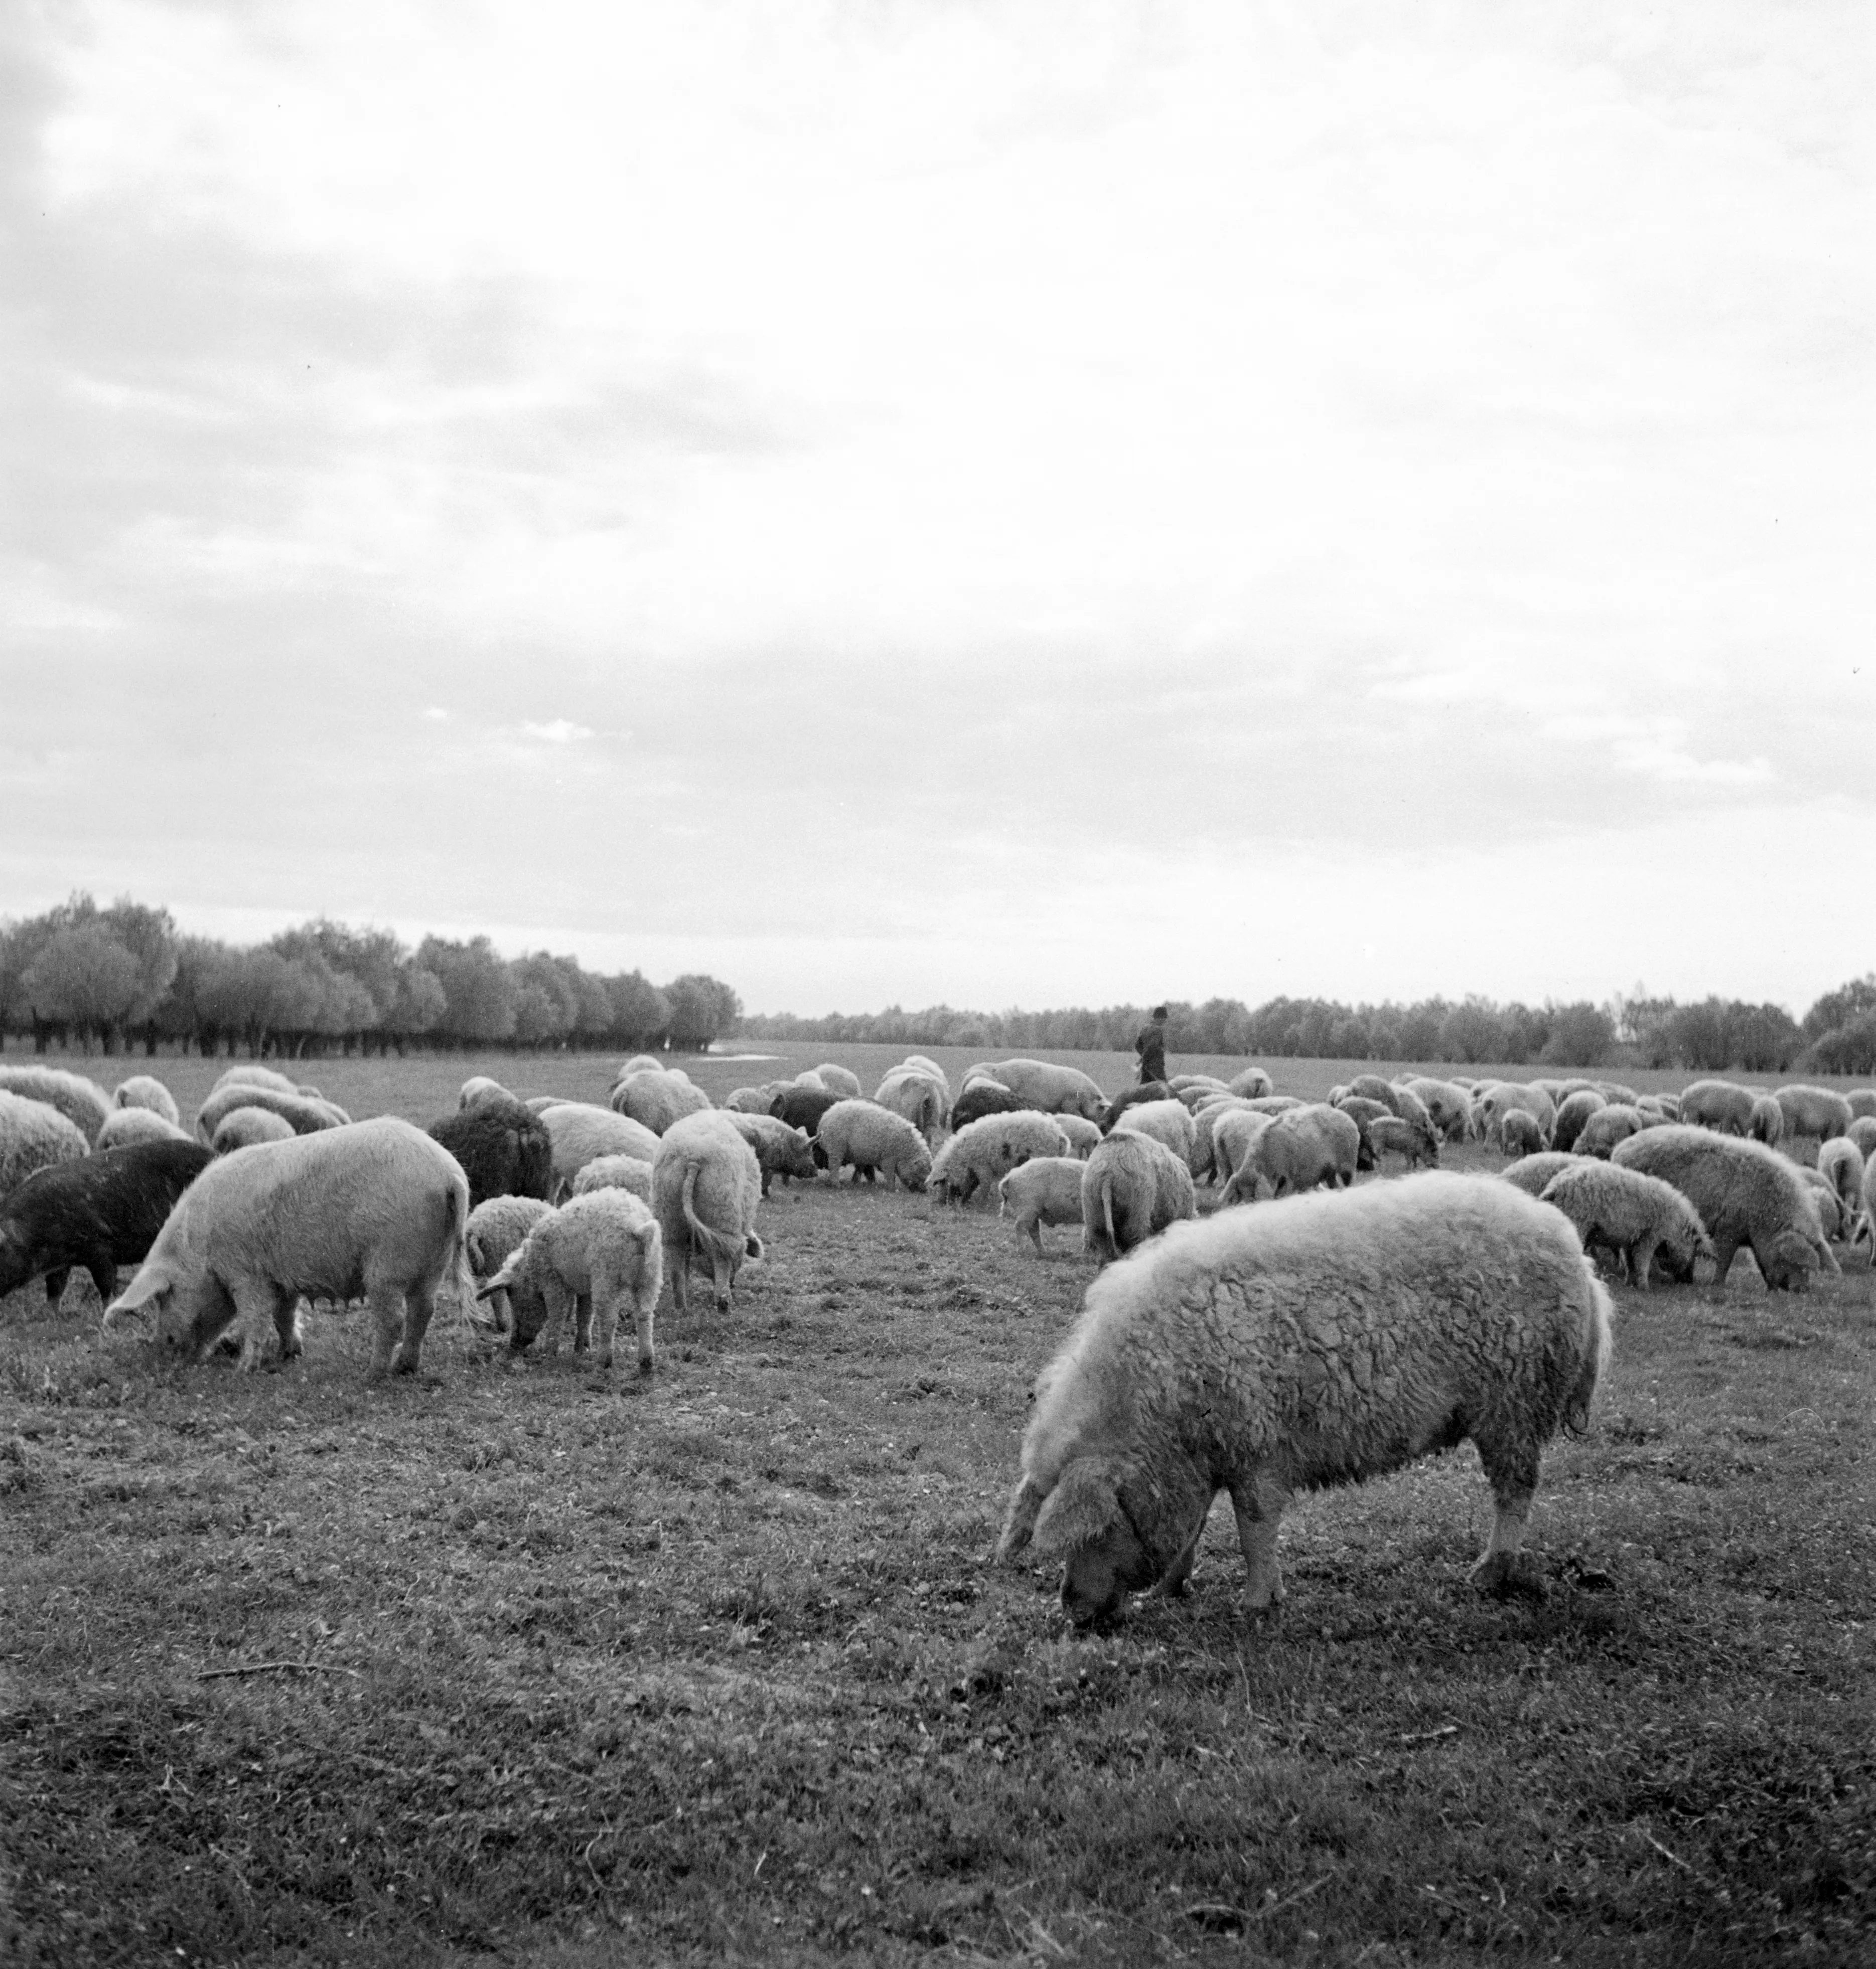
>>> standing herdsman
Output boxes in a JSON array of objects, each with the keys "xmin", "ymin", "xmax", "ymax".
[{"xmin": 1133, "ymin": 1005, "xmax": 1170, "ymax": 1086}]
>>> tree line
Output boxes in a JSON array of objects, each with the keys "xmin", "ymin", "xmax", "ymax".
[
  {"xmin": 0, "ymin": 894, "xmax": 742, "ymax": 1059},
  {"xmin": 743, "ymin": 979, "xmax": 1876, "ymax": 1077}
]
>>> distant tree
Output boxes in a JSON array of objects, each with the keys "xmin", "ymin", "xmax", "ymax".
[
  {"xmin": 1810, "ymin": 1012, "xmax": 1876, "ymax": 1076},
  {"xmin": 418, "ymin": 937, "xmax": 518, "ymax": 1045},
  {"xmin": 1735, "ymin": 1003, "xmax": 1800, "ymax": 1074},
  {"xmin": 1439, "ymin": 999, "xmax": 1506, "ymax": 1065},
  {"xmin": 19, "ymin": 928, "xmax": 144, "ymax": 1052},
  {"xmin": 1668, "ymin": 999, "xmax": 1735, "ymax": 1073},
  {"xmin": 1802, "ymin": 975, "xmax": 1876, "ymax": 1041},
  {"xmin": 388, "ymin": 966, "xmax": 447, "ymax": 1051},
  {"xmin": 1394, "ymin": 1004, "xmax": 1444, "ymax": 1061},
  {"xmin": 608, "ymin": 972, "xmax": 671, "ymax": 1049},
  {"xmin": 1540, "ymin": 1002, "xmax": 1614, "ymax": 1069},
  {"xmin": 664, "ymin": 973, "xmax": 742, "ymax": 1049}
]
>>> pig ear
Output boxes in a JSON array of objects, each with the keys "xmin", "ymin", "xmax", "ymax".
[
  {"xmin": 1029, "ymin": 1459, "xmax": 1123, "ymax": 1558},
  {"xmin": 473, "ymin": 1259, "xmax": 517, "ymax": 1301},
  {"xmin": 995, "ymin": 1475, "xmax": 1049, "ymax": 1562},
  {"xmin": 103, "ymin": 1265, "xmax": 174, "ymax": 1327}
]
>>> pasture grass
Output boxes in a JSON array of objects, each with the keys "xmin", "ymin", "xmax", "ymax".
[{"xmin": 2, "ymin": 1047, "xmax": 1873, "ymax": 1965}]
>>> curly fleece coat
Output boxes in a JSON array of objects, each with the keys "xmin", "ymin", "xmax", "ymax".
[{"xmin": 998, "ymin": 1173, "xmax": 1612, "ymax": 1626}]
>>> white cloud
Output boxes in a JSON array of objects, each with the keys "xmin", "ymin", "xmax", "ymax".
[{"xmin": 519, "ymin": 719, "xmax": 593, "ymax": 745}]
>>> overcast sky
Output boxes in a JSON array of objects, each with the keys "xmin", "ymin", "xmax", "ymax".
[{"xmin": 4, "ymin": 1, "xmax": 1872, "ymax": 1015}]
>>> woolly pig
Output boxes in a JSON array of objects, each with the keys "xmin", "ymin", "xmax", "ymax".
[
  {"xmin": 1213, "ymin": 1113, "xmax": 1278, "ymax": 1207},
  {"xmin": 814, "ymin": 1101, "xmax": 932, "ymax": 1191},
  {"xmin": 1612, "ymin": 1126, "xmax": 1837, "ymax": 1291},
  {"xmin": 194, "ymin": 1083, "xmax": 347, "ymax": 1146},
  {"xmin": 998, "ymin": 1174, "xmax": 1613, "ymax": 1625},
  {"xmin": 929, "ymin": 1112, "xmax": 1071, "ymax": 1207},
  {"xmin": 212, "ymin": 1065, "xmax": 301, "ymax": 1098},
  {"xmin": 1572, "ymin": 1105, "xmax": 1647, "ymax": 1159},
  {"xmin": 427, "ymin": 1099, "xmax": 555, "ymax": 1209},
  {"xmin": 948, "ymin": 1081, "xmax": 1030, "ymax": 1132},
  {"xmin": 871, "ymin": 1071, "xmax": 949, "ymax": 1144},
  {"xmin": 1237, "ymin": 1104, "xmax": 1360, "ymax": 1199},
  {"xmin": 985, "ymin": 1059, "xmax": 1108, "ymax": 1123},
  {"xmin": 1398, "ymin": 1078, "xmax": 1476, "ymax": 1142},
  {"xmin": 1112, "ymin": 1099, "xmax": 1199, "ymax": 1173},
  {"xmin": 103, "ymin": 1118, "xmax": 471, "ymax": 1373},
  {"xmin": 0, "ymin": 1090, "xmax": 89, "ymax": 1199},
  {"xmin": 724, "ymin": 1113, "xmax": 823, "ymax": 1195},
  {"xmin": 1775, "ymin": 1085, "xmax": 1853, "ymax": 1144},
  {"xmin": 1740, "ymin": 1095, "xmax": 1781, "ymax": 1145},
  {"xmin": 1368, "ymin": 1113, "xmax": 1438, "ymax": 1170},
  {"xmin": 97, "ymin": 1106, "xmax": 191, "ymax": 1151},
  {"xmin": 464, "ymin": 1194, "xmax": 555, "ymax": 1332},
  {"xmin": 538, "ymin": 1104, "xmax": 659, "ymax": 1200},
  {"xmin": 1332, "ymin": 1095, "xmax": 1392, "ymax": 1169},
  {"xmin": 1344, "ymin": 1074, "xmax": 1400, "ymax": 1114},
  {"xmin": 652, "ymin": 1112, "xmax": 764, "ymax": 1315},
  {"xmin": 211, "ymin": 1107, "xmax": 297, "ymax": 1154},
  {"xmin": 770, "ymin": 1085, "xmax": 841, "ymax": 1154},
  {"xmin": 611, "ymin": 1070, "xmax": 712, "ymax": 1136},
  {"xmin": 1816, "ymin": 1137, "xmax": 1865, "ymax": 1220},
  {"xmin": 1498, "ymin": 1151, "xmax": 1585, "ymax": 1197},
  {"xmin": 1080, "ymin": 1130, "xmax": 1198, "ymax": 1264},
  {"xmin": 0, "ymin": 1065, "xmax": 111, "ymax": 1147},
  {"xmin": 112, "ymin": 1076, "xmax": 181, "ymax": 1128},
  {"xmin": 1538, "ymin": 1161, "xmax": 1713, "ymax": 1290},
  {"xmin": 1099, "ymin": 1083, "xmax": 1173, "ymax": 1136},
  {"xmin": 1550, "ymin": 1090, "xmax": 1607, "ymax": 1154},
  {"xmin": 570, "ymin": 1155, "xmax": 655, "ymax": 1202},
  {"xmin": 0, "ymin": 1141, "xmax": 213, "ymax": 1307},
  {"xmin": 1679, "ymin": 1080, "xmax": 1755, "ymax": 1135},
  {"xmin": 998, "ymin": 1157, "xmax": 1089, "ymax": 1256},
  {"xmin": 901, "ymin": 1056, "xmax": 952, "ymax": 1099},
  {"xmin": 477, "ymin": 1189, "xmax": 663, "ymax": 1372},
  {"xmin": 1477, "ymin": 1083, "xmax": 1556, "ymax": 1146}
]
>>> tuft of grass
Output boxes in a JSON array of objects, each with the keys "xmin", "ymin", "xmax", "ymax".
[{"xmin": 3, "ymin": 1055, "xmax": 1873, "ymax": 1965}]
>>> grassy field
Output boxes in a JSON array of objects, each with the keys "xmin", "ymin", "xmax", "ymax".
[{"xmin": 2, "ymin": 1046, "xmax": 1873, "ymax": 1965}]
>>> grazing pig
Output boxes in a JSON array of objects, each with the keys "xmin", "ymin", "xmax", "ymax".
[
  {"xmin": 211, "ymin": 1107, "xmax": 296, "ymax": 1153},
  {"xmin": 998, "ymin": 1175, "xmax": 1612, "ymax": 1626},
  {"xmin": 997, "ymin": 1157, "xmax": 1089, "ymax": 1256},
  {"xmin": 1537, "ymin": 1161, "xmax": 1713, "ymax": 1289},
  {"xmin": 1613, "ymin": 1126, "xmax": 1837, "ymax": 1291},
  {"xmin": 812, "ymin": 1102, "xmax": 932, "ymax": 1191},
  {"xmin": 1080, "ymin": 1131, "xmax": 1197, "ymax": 1263},
  {"xmin": 426, "ymin": 1098, "xmax": 554, "ymax": 1209},
  {"xmin": 0, "ymin": 1092, "xmax": 90, "ymax": 1201},
  {"xmin": 768, "ymin": 1086, "xmax": 841, "ymax": 1157},
  {"xmin": 194, "ymin": 1082, "xmax": 348, "ymax": 1145},
  {"xmin": 0, "ymin": 1141, "xmax": 213, "ymax": 1307},
  {"xmin": 103, "ymin": 1118, "xmax": 471, "ymax": 1374},
  {"xmin": 96, "ymin": 1106, "xmax": 192, "ymax": 1152},
  {"xmin": 476, "ymin": 1189, "xmax": 663, "ymax": 1372},
  {"xmin": 465, "ymin": 1194, "xmax": 556, "ymax": 1332},
  {"xmin": 570, "ymin": 1155, "xmax": 654, "ymax": 1202},
  {"xmin": 724, "ymin": 1113, "xmax": 824, "ymax": 1195},
  {"xmin": 112, "ymin": 1076, "xmax": 182, "ymax": 1128},
  {"xmin": 652, "ymin": 1112, "xmax": 764, "ymax": 1315}
]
